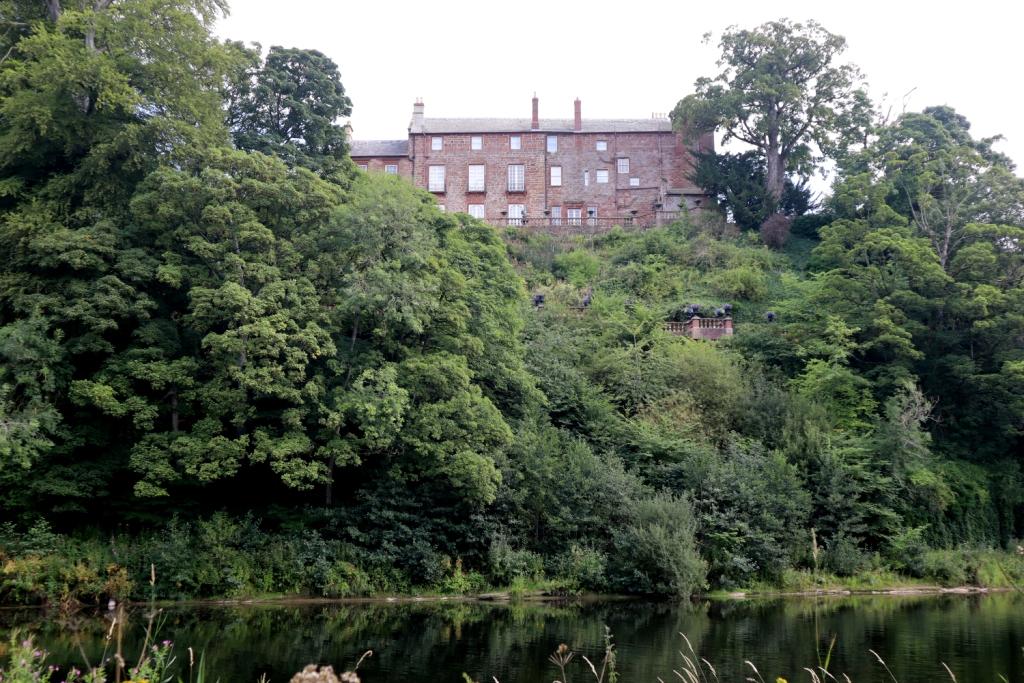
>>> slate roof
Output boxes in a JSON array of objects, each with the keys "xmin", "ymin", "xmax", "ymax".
[
  {"xmin": 411, "ymin": 117, "xmax": 673, "ymax": 134},
  {"xmin": 349, "ymin": 139, "xmax": 409, "ymax": 157}
]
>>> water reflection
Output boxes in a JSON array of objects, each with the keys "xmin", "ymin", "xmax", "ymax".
[{"xmin": 1, "ymin": 594, "xmax": 1021, "ymax": 682}]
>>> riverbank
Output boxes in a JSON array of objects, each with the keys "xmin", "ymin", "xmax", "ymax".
[{"xmin": 13, "ymin": 581, "xmax": 1005, "ymax": 613}]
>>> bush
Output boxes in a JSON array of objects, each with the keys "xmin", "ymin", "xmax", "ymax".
[
  {"xmin": 553, "ymin": 249, "xmax": 601, "ymax": 287},
  {"xmin": 551, "ymin": 543, "xmax": 608, "ymax": 592},
  {"xmin": 791, "ymin": 212, "xmax": 834, "ymax": 239},
  {"xmin": 438, "ymin": 558, "xmax": 487, "ymax": 594},
  {"xmin": 823, "ymin": 533, "xmax": 869, "ymax": 576},
  {"xmin": 886, "ymin": 526, "xmax": 930, "ymax": 576},
  {"xmin": 919, "ymin": 549, "xmax": 969, "ymax": 586},
  {"xmin": 610, "ymin": 494, "xmax": 706, "ymax": 596},
  {"xmin": 709, "ymin": 265, "xmax": 768, "ymax": 300},
  {"xmin": 487, "ymin": 536, "xmax": 544, "ymax": 586},
  {"xmin": 759, "ymin": 214, "xmax": 791, "ymax": 249}
]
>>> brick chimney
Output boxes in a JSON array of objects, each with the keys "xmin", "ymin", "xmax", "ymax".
[
  {"xmin": 411, "ymin": 98, "xmax": 424, "ymax": 130},
  {"xmin": 531, "ymin": 94, "xmax": 539, "ymax": 129},
  {"xmin": 573, "ymin": 98, "xmax": 582, "ymax": 131}
]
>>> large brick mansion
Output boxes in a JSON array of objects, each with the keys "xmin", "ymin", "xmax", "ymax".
[{"xmin": 350, "ymin": 97, "xmax": 712, "ymax": 229}]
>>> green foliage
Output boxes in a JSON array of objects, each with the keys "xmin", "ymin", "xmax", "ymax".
[
  {"xmin": 228, "ymin": 45, "xmax": 354, "ymax": 179},
  {"xmin": 610, "ymin": 494, "xmax": 707, "ymax": 596},
  {"xmin": 486, "ymin": 536, "xmax": 545, "ymax": 586},
  {"xmin": 691, "ymin": 150, "xmax": 813, "ymax": 230},
  {"xmin": 673, "ymin": 19, "xmax": 872, "ymax": 202},
  {"xmin": 0, "ymin": 3, "xmax": 1021, "ymax": 603},
  {"xmin": 709, "ymin": 264, "xmax": 769, "ymax": 300}
]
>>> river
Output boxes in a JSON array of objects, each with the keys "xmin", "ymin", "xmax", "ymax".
[{"xmin": 1, "ymin": 593, "xmax": 1021, "ymax": 682}]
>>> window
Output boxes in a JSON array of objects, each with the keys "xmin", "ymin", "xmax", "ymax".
[
  {"xmin": 550, "ymin": 166, "xmax": 562, "ymax": 186},
  {"xmin": 507, "ymin": 164, "xmax": 525, "ymax": 192},
  {"xmin": 584, "ymin": 170, "xmax": 590, "ymax": 186},
  {"xmin": 431, "ymin": 136, "xmax": 443, "ymax": 151},
  {"xmin": 596, "ymin": 169, "xmax": 609, "ymax": 184},
  {"xmin": 507, "ymin": 204, "xmax": 524, "ymax": 226},
  {"xmin": 596, "ymin": 140, "xmax": 607, "ymax": 151},
  {"xmin": 588, "ymin": 207, "xmax": 597, "ymax": 225},
  {"xmin": 358, "ymin": 163, "xmax": 368, "ymax": 172},
  {"xmin": 567, "ymin": 208, "xmax": 582, "ymax": 226},
  {"xmin": 547, "ymin": 135, "xmax": 557, "ymax": 153},
  {"xmin": 385, "ymin": 164, "xmax": 398, "ymax": 175},
  {"xmin": 468, "ymin": 204, "xmax": 485, "ymax": 219},
  {"xmin": 471, "ymin": 135, "xmax": 482, "ymax": 150},
  {"xmin": 428, "ymin": 165, "xmax": 445, "ymax": 192},
  {"xmin": 629, "ymin": 177, "xmax": 640, "ymax": 187},
  {"xmin": 617, "ymin": 158, "xmax": 629, "ymax": 174},
  {"xmin": 468, "ymin": 164, "xmax": 485, "ymax": 192},
  {"xmin": 510, "ymin": 135, "xmax": 521, "ymax": 150},
  {"xmin": 550, "ymin": 206, "xmax": 562, "ymax": 227}
]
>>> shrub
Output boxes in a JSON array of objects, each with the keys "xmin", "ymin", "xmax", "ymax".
[
  {"xmin": 439, "ymin": 558, "xmax": 487, "ymax": 594},
  {"xmin": 487, "ymin": 536, "xmax": 544, "ymax": 586},
  {"xmin": 610, "ymin": 494, "xmax": 706, "ymax": 596},
  {"xmin": 791, "ymin": 212, "xmax": 834, "ymax": 239},
  {"xmin": 919, "ymin": 549, "xmax": 969, "ymax": 586},
  {"xmin": 551, "ymin": 543, "xmax": 608, "ymax": 592},
  {"xmin": 823, "ymin": 533, "xmax": 869, "ymax": 576},
  {"xmin": 759, "ymin": 214, "xmax": 791, "ymax": 249},
  {"xmin": 553, "ymin": 249, "xmax": 601, "ymax": 287},
  {"xmin": 709, "ymin": 265, "xmax": 769, "ymax": 301}
]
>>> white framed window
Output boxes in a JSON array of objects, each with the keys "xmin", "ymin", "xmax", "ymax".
[
  {"xmin": 617, "ymin": 158, "xmax": 629, "ymax": 174},
  {"xmin": 468, "ymin": 164, "xmax": 485, "ymax": 192},
  {"xmin": 507, "ymin": 204, "xmax": 524, "ymax": 226},
  {"xmin": 358, "ymin": 163, "xmax": 368, "ymax": 171},
  {"xmin": 596, "ymin": 140, "xmax": 607, "ymax": 151},
  {"xmin": 587, "ymin": 207, "xmax": 597, "ymax": 226},
  {"xmin": 471, "ymin": 135, "xmax": 482, "ymax": 151},
  {"xmin": 567, "ymin": 208, "xmax": 582, "ymax": 226},
  {"xmin": 629, "ymin": 177, "xmax": 640, "ymax": 187},
  {"xmin": 550, "ymin": 206, "xmax": 561, "ymax": 226},
  {"xmin": 584, "ymin": 170, "xmax": 590, "ymax": 186},
  {"xmin": 507, "ymin": 164, "xmax": 525, "ymax": 192},
  {"xmin": 596, "ymin": 169, "xmax": 609, "ymax": 184},
  {"xmin": 468, "ymin": 204, "xmax": 485, "ymax": 219},
  {"xmin": 547, "ymin": 135, "xmax": 557, "ymax": 152},
  {"xmin": 428, "ymin": 165, "xmax": 445, "ymax": 192},
  {"xmin": 385, "ymin": 164, "xmax": 398, "ymax": 175},
  {"xmin": 510, "ymin": 135, "xmax": 521, "ymax": 150},
  {"xmin": 431, "ymin": 136, "xmax": 443, "ymax": 151},
  {"xmin": 550, "ymin": 166, "xmax": 562, "ymax": 186}
]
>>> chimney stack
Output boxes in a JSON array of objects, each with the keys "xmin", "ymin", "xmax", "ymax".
[
  {"xmin": 574, "ymin": 98, "xmax": 582, "ymax": 131},
  {"xmin": 411, "ymin": 98, "xmax": 425, "ymax": 130},
  {"xmin": 531, "ymin": 94, "xmax": 539, "ymax": 129}
]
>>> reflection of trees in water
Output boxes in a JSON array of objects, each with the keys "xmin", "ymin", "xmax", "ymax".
[{"xmin": 1, "ymin": 595, "xmax": 1021, "ymax": 682}]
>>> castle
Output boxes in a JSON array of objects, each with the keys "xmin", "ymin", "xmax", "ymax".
[{"xmin": 350, "ymin": 97, "xmax": 713, "ymax": 230}]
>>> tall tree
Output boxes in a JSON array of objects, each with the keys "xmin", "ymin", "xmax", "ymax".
[
  {"xmin": 841, "ymin": 107, "xmax": 1024, "ymax": 270},
  {"xmin": 228, "ymin": 45, "xmax": 353, "ymax": 179},
  {"xmin": 672, "ymin": 19, "xmax": 871, "ymax": 206}
]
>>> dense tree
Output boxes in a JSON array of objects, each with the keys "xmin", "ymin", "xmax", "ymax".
[
  {"xmin": 228, "ymin": 45, "xmax": 353, "ymax": 178},
  {"xmin": 672, "ymin": 19, "xmax": 871, "ymax": 205},
  {"xmin": 691, "ymin": 150, "xmax": 813, "ymax": 230}
]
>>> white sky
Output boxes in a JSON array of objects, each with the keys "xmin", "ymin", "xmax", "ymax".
[{"xmin": 218, "ymin": 0, "xmax": 1024, "ymax": 183}]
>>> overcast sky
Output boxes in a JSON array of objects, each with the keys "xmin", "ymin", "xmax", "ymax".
[{"xmin": 218, "ymin": 0, "xmax": 1024, "ymax": 183}]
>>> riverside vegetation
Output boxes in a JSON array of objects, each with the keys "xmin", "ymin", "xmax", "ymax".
[{"xmin": 0, "ymin": 2, "xmax": 1023, "ymax": 614}]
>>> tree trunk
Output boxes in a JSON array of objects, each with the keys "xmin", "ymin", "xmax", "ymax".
[
  {"xmin": 45, "ymin": 0, "xmax": 61, "ymax": 22},
  {"xmin": 765, "ymin": 147, "xmax": 785, "ymax": 207},
  {"xmin": 764, "ymin": 105, "xmax": 785, "ymax": 207}
]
